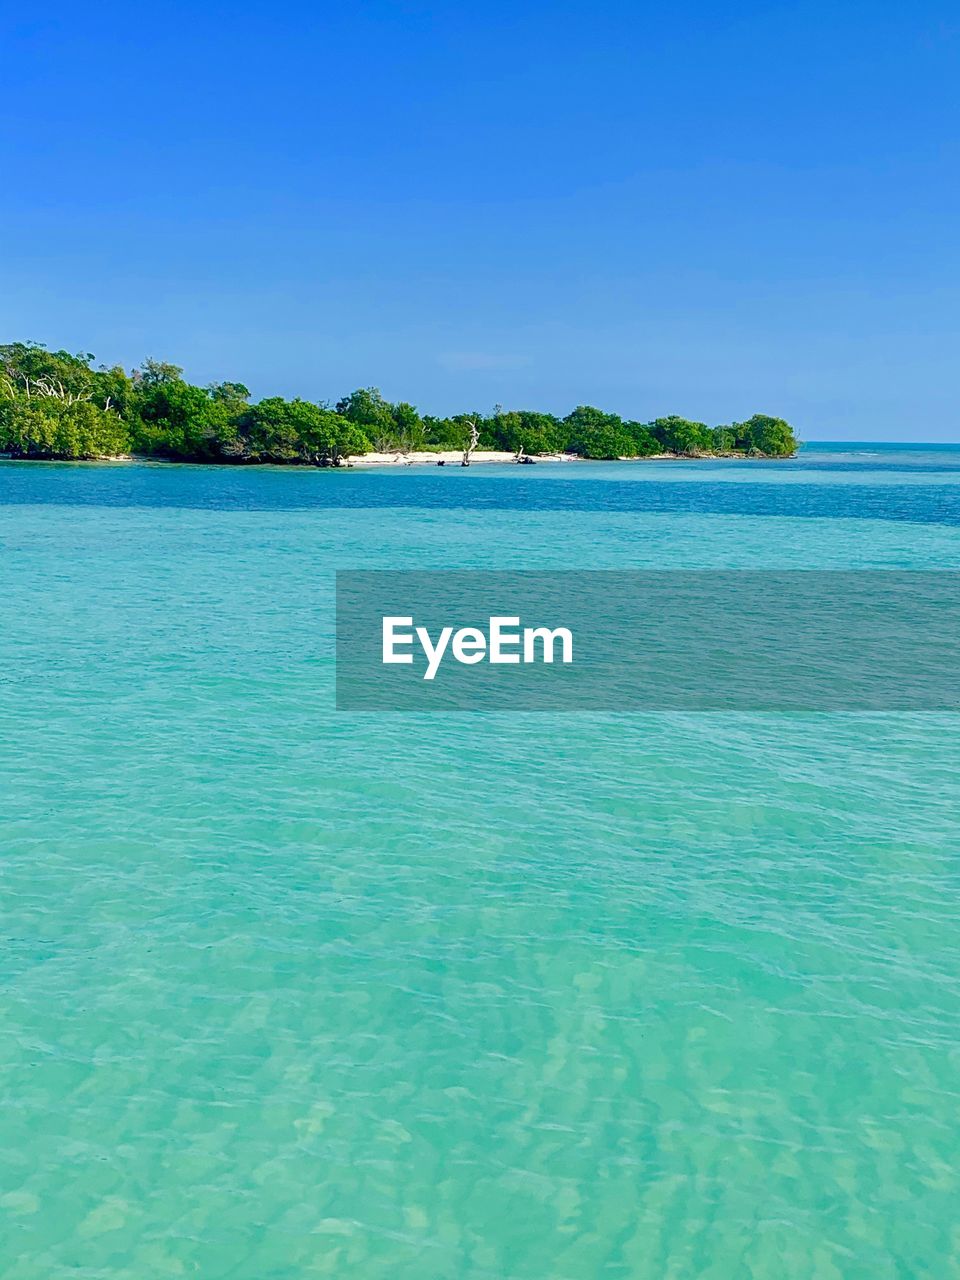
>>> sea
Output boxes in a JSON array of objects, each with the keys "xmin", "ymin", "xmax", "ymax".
[{"xmin": 1, "ymin": 443, "xmax": 959, "ymax": 1279}]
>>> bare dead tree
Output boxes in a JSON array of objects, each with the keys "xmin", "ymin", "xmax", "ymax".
[
  {"xmin": 461, "ymin": 419, "xmax": 479, "ymax": 466},
  {"xmin": 7, "ymin": 373, "xmax": 92, "ymax": 405}
]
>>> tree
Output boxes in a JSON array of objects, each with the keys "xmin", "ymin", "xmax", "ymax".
[
  {"xmin": 486, "ymin": 410, "xmax": 523, "ymax": 452},
  {"xmin": 391, "ymin": 401, "xmax": 424, "ymax": 450},
  {"xmin": 238, "ymin": 397, "xmax": 321, "ymax": 461},
  {"xmin": 0, "ymin": 395, "xmax": 129, "ymax": 458},
  {"xmin": 132, "ymin": 377, "xmax": 230, "ymax": 459},
  {"xmin": 336, "ymin": 387, "xmax": 394, "ymax": 434},
  {"xmin": 563, "ymin": 406, "xmax": 637, "ymax": 459},
  {"xmin": 421, "ymin": 414, "xmax": 478, "ymax": 450},
  {"xmin": 233, "ymin": 398, "xmax": 368, "ymax": 465},
  {"xmin": 486, "ymin": 410, "xmax": 563, "ymax": 455},
  {"xmin": 623, "ymin": 421, "xmax": 662, "ymax": 457},
  {"xmin": 733, "ymin": 414, "xmax": 797, "ymax": 456},
  {"xmin": 137, "ymin": 358, "xmax": 183, "ymax": 387},
  {"xmin": 461, "ymin": 418, "xmax": 479, "ymax": 466},
  {"xmin": 92, "ymin": 364, "xmax": 136, "ymax": 418},
  {"xmin": 209, "ymin": 381, "xmax": 250, "ymax": 405},
  {"xmin": 0, "ymin": 341, "xmax": 96, "ymax": 401},
  {"xmin": 309, "ymin": 410, "xmax": 369, "ymax": 466},
  {"xmin": 54, "ymin": 401, "xmax": 130, "ymax": 457},
  {"xmin": 0, "ymin": 399, "xmax": 59, "ymax": 456},
  {"xmin": 650, "ymin": 416, "xmax": 712, "ymax": 455}
]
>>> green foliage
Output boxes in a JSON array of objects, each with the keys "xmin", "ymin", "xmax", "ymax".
[
  {"xmin": 649, "ymin": 416, "xmax": 713, "ymax": 455},
  {"xmin": 56, "ymin": 401, "xmax": 131, "ymax": 457},
  {"xmin": 132, "ymin": 373, "xmax": 230, "ymax": 459},
  {"xmin": 138, "ymin": 358, "xmax": 184, "ymax": 387},
  {"xmin": 236, "ymin": 397, "xmax": 320, "ymax": 462},
  {"xmin": 731, "ymin": 414, "xmax": 797, "ymax": 457},
  {"xmin": 336, "ymin": 387, "xmax": 392, "ymax": 431},
  {"xmin": 0, "ymin": 340, "xmax": 96, "ymax": 400},
  {"xmin": 564, "ymin": 406, "xmax": 638, "ymax": 459},
  {"xmin": 91, "ymin": 365, "xmax": 136, "ymax": 418},
  {"xmin": 0, "ymin": 343, "xmax": 131, "ymax": 458},
  {"xmin": 335, "ymin": 386, "xmax": 423, "ymax": 450},
  {"xmin": 315, "ymin": 413, "xmax": 370, "ymax": 464},
  {"xmin": 484, "ymin": 410, "xmax": 564, "ymax": 455},
  {"xmin": 208, "ymin": 381, "xmax": 251, "ymax": 407},
  {"xmin": 390, "ymin": 401, "xmax": 424, "ymax": 449},
  {"xmin": 421, "ymin": 414, "xmax": 479, "ymax": 451},
  {"xmin": 0, "ymin": 394, "xmax": 131, "ymax": 459},
  {"xmin": 233, "ymin": 399, "xmax": 368, "ymax": 464},
  {"xmin": 623, "ymin": 421, "xmax": 662, "ymax": 457},
  {"xmin": 0, "ymin": 341, "xmax": 799, "ymax": 463}
]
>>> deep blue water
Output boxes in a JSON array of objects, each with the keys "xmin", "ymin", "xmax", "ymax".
[{"xmin": 5, "ymin": 444, "xmax": 960, "ymax": 525}]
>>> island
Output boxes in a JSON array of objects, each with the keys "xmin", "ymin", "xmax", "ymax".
[{"xmin": 0, "ymin": 341, "xmax": 799, "ymax": 465}]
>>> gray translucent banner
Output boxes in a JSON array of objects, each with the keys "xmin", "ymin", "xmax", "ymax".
[{"xmin": 336, "ymin": 571, "xmax": 960, "ymax": 711}]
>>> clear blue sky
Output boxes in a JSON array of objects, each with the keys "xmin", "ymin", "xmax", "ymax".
[{"xmin": 2, "ymin": 1, "xmax": 959, "ymax": 439}]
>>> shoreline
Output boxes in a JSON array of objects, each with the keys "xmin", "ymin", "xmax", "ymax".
[
  {"xmin": 345, "ymin": 449, "xmax": 797, "ymax": 467},
  {"xmin": 0, "ymin": 449, "xmax": 798, "ymax": 468},
  {"xmin": 347, "ymin": 449, "xmax": 573, "ymax": 466}
]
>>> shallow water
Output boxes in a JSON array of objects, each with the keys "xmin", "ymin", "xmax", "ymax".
[{"xmin": 2, "ymin": 445, "xmax": 959, "ymax": 1278}]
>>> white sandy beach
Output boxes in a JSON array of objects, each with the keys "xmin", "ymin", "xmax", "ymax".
[
  {"xmin": 345, "ymin": 450, "xmax": 581, "ymax": 467},
  {"xmin": 342, "ymin": 450, "xmax": 723, "ymax": 467}
]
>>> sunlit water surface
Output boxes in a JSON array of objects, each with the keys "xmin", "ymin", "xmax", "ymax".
[{"xmin": 2, "ymin": 444, "xmax": 959, "ymax": 1278}]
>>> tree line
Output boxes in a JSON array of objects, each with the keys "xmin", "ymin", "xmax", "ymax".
[{"xmin": 0, "ymin": 341, "xmax": 798, "ymax": 463}]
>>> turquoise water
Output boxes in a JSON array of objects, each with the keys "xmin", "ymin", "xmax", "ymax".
[{"xmin": 2, "ymin": 446, "xmax": 960, "ymax": 1278}]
